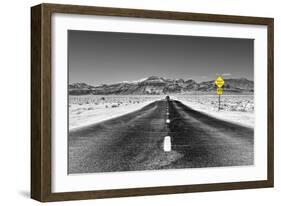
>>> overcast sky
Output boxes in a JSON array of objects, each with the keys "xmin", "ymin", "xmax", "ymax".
[{"xmin": 68, "ymin": 30, "xmax": 253, "ymax": 86}]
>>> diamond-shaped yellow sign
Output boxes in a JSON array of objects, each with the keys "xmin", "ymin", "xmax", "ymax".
[
  {"xmin": 217, "ymin": 87, "xmax": 223, "ymax": 95},
  {"xmin": 215, "ymin": 76, "xmax": 224, "ymax": 88}
]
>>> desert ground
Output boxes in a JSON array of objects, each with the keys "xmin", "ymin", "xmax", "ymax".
[
  {"xmin": 69, "ymin": 94, "xmax": 254, "ymax": 131},
  {"xmin": 69, "ymin": 95, "xmax": 164, "ymax": 130}
]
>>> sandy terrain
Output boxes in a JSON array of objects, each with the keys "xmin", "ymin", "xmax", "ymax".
[
  {"xmin": 172, "ymin": 94, "xmax": 254, "ymax": 128},
  {"xmin": 69, "ymin": 94, "xmax": 254, "ymax": 130},
  {"xmin": 69, "ymin": 95, "xmax": 164, "ymax": 130}
]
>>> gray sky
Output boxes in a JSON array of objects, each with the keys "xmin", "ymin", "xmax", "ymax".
[{"xmin": 68, "ymin": 30, "xmax": 253, "ymax": 85}]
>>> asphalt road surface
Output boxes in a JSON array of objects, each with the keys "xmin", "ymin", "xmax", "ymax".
[{"xmin": 68, "ymin": 99, "xmax": 254, "ymax": 174}]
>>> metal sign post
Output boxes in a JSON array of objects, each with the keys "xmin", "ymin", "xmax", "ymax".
[{"xmin": 215, "ymin": 76, "xmax": 224, "ymax": 111}]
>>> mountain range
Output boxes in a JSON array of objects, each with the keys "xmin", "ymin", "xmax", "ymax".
[{"xmin": 69, "ymin": 76, "xmax": 254, "ymax": 95}]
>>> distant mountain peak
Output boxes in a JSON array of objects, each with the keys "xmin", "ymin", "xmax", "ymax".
[
  {"xmin": 145, "ymin": 76, "xmax": 164, "ymax": 81},
  {"xmin": 119, "ymin": 77, "xmax": 148, "ymax": 84},
  {"xmin": 131, "ymin": 77, "xmax": 149, "ymax": 83},
  {"xmin": 147, "ymin": 75, "xmax": 159, "ymax": 79}
]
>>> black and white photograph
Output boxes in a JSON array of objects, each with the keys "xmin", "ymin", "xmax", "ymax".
[{"xmin": 68, "ymin": 30, "xmax": 254, "ymax": 174}]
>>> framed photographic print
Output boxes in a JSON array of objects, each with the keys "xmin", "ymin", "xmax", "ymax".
[{"xmin": 31, "ymin": 3, "xmax": 274, "ymax": 202}]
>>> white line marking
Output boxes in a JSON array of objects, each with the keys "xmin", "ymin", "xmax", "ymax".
[
  {"xmin": 164, "ymin": 136, "xmax": 171, "ymax": 152},
  {"xmin": 166, "ymin": 119, "xmax": 170, "ymax": 124}
]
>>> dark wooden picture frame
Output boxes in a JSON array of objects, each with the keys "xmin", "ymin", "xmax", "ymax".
[{"xmin": 31, "ymin": 3, "xmax": 274, "ymax": 202}]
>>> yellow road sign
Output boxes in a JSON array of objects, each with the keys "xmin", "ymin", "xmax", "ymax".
[
  {"xmin": 215, "ymin": 76, "xmax": 224, "ymax": 88},
  {"xmin": 217, "ymin": 87, "xmax": 223, "ymax": 95}
]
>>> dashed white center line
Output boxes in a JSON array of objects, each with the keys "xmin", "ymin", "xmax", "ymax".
[
  {"xmin": 163, "ymin": 136, "xmax": 171, "ymax": 152},
  {"xmin": 164, "ymin": 100, "xmax": 172, "ymax": 152}
]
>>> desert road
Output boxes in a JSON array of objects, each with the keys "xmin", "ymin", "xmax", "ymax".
[{"xmin": 68, "ymin": 99, "xmax": 254, "ymax": 174}]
